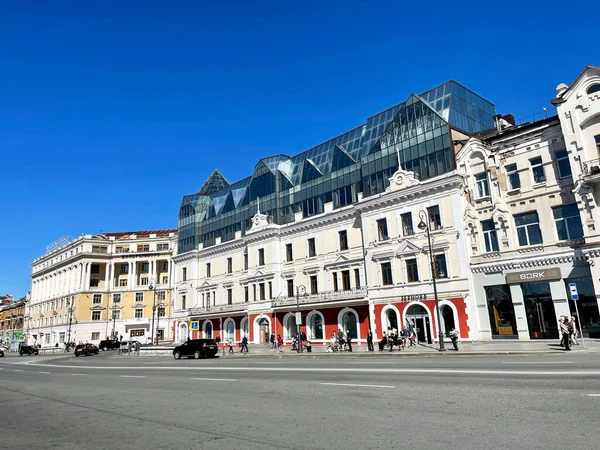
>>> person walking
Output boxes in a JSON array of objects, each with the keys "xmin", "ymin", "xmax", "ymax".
[
  {"xmin": 241, "ymin": 335, "xmax": 249, "ymax": 354},
  {"xmin": 276, "ymin": 334, "xmax": 284, "ymax": 353},
  {"xmin": 269, "ymin": 332, "xmax": 275, "ymax": 350},
  {"xmin": 449, "ymin": 328, "xmax": 459, "ymax": 351},
  {"xmin": 228, "ymin": 337, "xmax": 235, "ymax": 354},
  {"xmin": 346, "ymin": 331, "xmax": 352, "ymax": 352},
  {"xmin": 559, "ymin": 317, "xmax": 571, "ymax": 351},
  {"xmin": 569, "ymin": 316, "xmax": 579, "ymax": 345},
  {"xmin": 366, "ymin": 330, "xmax": 374, "ymax": 352}
]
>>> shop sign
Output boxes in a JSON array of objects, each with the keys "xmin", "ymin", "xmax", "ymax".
[
  {"xmin": 506, "ymin": 268, "xmax": 562, "ymax": 284},
  {"xmin": 398, "ymin": 294, "xmax": 427, "ymax": 302}
]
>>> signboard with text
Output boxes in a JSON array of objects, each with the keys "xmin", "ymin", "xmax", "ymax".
[{"xmin": 506, "ymin": 268, "xmax": 562, "ymax": 284}]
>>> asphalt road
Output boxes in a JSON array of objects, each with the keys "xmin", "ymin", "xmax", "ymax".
[{"xmin": 1, "ymin": 352, "xmax": 600, "ymax": 450}]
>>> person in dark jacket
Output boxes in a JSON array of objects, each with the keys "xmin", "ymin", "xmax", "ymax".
[
  {"xmin": 346, "ymin": 330, "xmax": 352, "ymax": 352},
  {"xmin": 366, "ymin": 330, "xmax": 374, "ymax": 351},
  {"xmin": 241, "ymin": 335, "xmax": 249, "ymax": 354}
]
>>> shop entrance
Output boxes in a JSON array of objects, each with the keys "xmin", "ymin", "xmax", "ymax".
[
  {"xmin": 259, "ymin": 318, "xmax": 269, "ymax": 344},
  {"xmin": 522, "ymin": 282, "xmax": 558, "ymax": 339},
  {"xmin": 405, "ymin": 304, "xmax": 431, "ymax": 344}
]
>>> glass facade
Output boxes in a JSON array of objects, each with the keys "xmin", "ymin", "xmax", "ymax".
[{"xmin": 178, "ymin": 82, "xmax": 496, "ymax": 253}]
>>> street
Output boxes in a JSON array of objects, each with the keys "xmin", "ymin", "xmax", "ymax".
[{"xmin": 1, "ymin": 351, "xmax": 600, "ymax": 450}]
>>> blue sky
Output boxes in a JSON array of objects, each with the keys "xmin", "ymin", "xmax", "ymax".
[{"xmin": 0, "ymin": 1, "xmax": 597, "ymax": 297}]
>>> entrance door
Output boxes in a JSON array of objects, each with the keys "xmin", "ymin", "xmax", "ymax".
[
  {"xmin": 522, "ymin": 282, "xmax": 558, "ymax": 339},
  {"xmin": 405, "ymin": 304, "xmax": 432, "ymax": 344},
  {"xmin": 259, "ymin": 325, "xmax": 268, "ymax": 344}
]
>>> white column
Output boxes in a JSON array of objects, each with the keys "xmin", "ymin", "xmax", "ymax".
[
  {"xmin": 132, "ymin": 262, "xmax": 137, "ymax": 287},
  {"xmin": 104, "ymin": 263, "xmax": 110, "ymax": 290},
  {"xmin": 79, "ymin": 264, "xmax": 84, "ymax": 290},
  {"xmin": 84, "ymin": 263, "xmax": 91, "ymax": 290}
]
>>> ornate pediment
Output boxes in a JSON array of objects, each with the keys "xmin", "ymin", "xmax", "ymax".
[
  {"xmin": 394, "ymin": 239, "xmax": 421, "ymax": 256},
  {"xmin": 385, "ymin": 168, "xmax": 420, "ymax": 193}
]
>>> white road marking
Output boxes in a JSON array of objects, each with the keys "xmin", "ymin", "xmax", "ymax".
[
  {"xmin": 120, "ymin": 375, "xmax": 145, "ymax": 378},
  {"xmin": 16, "ymin": 363, "xmax": 600, "ymax": 377},
  {"xmin": 38, "ymin": 371, "xmax": 51, "ymax": 374},
  {"xmin": 321, "ymin": 382, "xmax": 394, "ymax": 388},
  {"xmin": 191, "ymin": 377, "xmax": 237, "ymax": 382},
  {"xmin": 14, "ymin": 369, "xmax": 23, "ymax": 372},
  {"xmin": 71, "ymin": 373, "xmax": 88, "ymax": 376},
  {"xmin": 502, "ymin": 361, "xmax": 574, "ymax": 365},
  {"xmin": 587, "ymin": 394, "xmax": 600, "ymax": 397}
]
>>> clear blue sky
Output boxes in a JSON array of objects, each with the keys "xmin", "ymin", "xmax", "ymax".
[{"xmin": 0, "ymin": 1, "xmax": 596, "ymax": 297}]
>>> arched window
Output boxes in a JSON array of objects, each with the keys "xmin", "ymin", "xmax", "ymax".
[
  {"xmin": 342, "ymin": 311, "xmax": 357, "ymax": 339},
  {"xmin": 309, "ymin": 314, "xmax": 323, "ymax": 340},
  {"xmin": 240, "ymin": 317, "xmax": 248, "ymax": 338},
  {"xmin": 204, "ymin": 321, "xmax": 213, "ymax": 339},
  {"xmin": 440, "ymin": 305, "xmax": 456, "ymax": 338},
  {"xmin": 178, "ymin": 323, "xmax": 188, "ymax": 343},
  {"xmin": 386, "ymin": 309, "xmax": 398, "ymax": 330},
  {"xmin": 587, "ymin": 84, "xmax": 600, "ymax": 95},
  {"xmin": 285, "ymin": 315, "xmax": 297, "ymax": 340},
  {"xmin": 225, "ymin": 319, "xmax": 235, "ymax": 340}
]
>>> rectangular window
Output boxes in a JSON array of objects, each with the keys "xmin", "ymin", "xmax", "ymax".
[
  {"xmin": 206, "ymin": 263, "xmax": 211, "ymax": 278},
  {"xmin": 140, "ymin": 277, "xmax": 148, "ymax": 286},
  {"xmin": 228, "ymin": 288, "xmax": 233, "ymax": 305},
  {"xmin": 401, "ymin": 212, "xmax": 414, "ymax": 236},
  {"xmin": 258, "ymin": 248, "xmax": 265, "ymax": 266},
  {"xmin": 137, "ymin": 244, "xmax": 149, "ymax": 252},
  {"xmin": 259, "ymin": 283, "xmax": 265, "ymax": 301},
  {"xmin": 244, "ymin": 286, "xmax": 249, "ymax": 302},
  {"xmin": 530, "ymin": 157, "xmax": 546, "ymax": 184},
  {"xmin": 427, "ymin": 206, "xmax": 442, "ymax": 230},
  {"xmin": 91, "ymin": 332, "xmax": 100, "ymax": 341},
  {"xmin": 112, "ymin": 294, "xmax": 121, "ymax": 303},
  {"xmin": 227, "ymin": 257, "xmax": 233, "ymax": 274},
  {"xmin": 135, "ymin": 309, "xmax": 143, "ymax": 319},
  {"xmin": 434, "ymin": 254, "xmax": 448, "ymax": 278},
  {"xmin": 553, "ymin": 203, "xmax": 584, "ymax": 241},
  {"xmin": 310, "ymin": 275, "xmax": 318, "ymax": 295},
  {"xmin": 91, "ymin": 311, "xmax": 101, "ymax": 321},
  {"xmin": 506, "ymin": 163, "xmax": 520, "ymax": 190},
  {"xmin": 162, "ymin": 261, "xmax": 168, "ymax": 271},
  {"xmin": 112, "ymin": 310, "xmax": 121, "ymax": 320},
  {"xmin": 135, "ymin": 292, "xmax": 144, "ymax": 302},
  {"xmin": 252, "ymin": 285, "xmax": 255, "ymax": 302},
  {"xmin": 140, "ymin": 262, "xmax": 149, "ymax": 273},
  {"xmin": 339, "ymin": 230, "xmax": 349, "ymax": 251},
  {"xmin": 481, "ymin": 220, "xmax": 500, "ymax": 252},
  {"xmin": 354, "ymin": 269, "xmax": 361, "ymax": 289},
  {"xmin": 333, "ymin": 273, "xmax": 339, "ymax": 292},
  {"xmin": 158, "ymin": 307, "xmax": 165, "ymax": 317},
  {"xmin": 377, "ymin": 218, "xmax": 389, "ymax": 241},
  {"xmin": 115, "ymin": 246, "xmax": 129, "ymax": 254},
  {"xmin": 181, "ymin": 295, "xmax": 186, "ymax": 310},
  {"xmin": 381, "ymin": 262, "xmax": 393, "ymax": 286},
  {"xmin": 269, "ymin": 281, "xmax": 273, "ymax": 299},
  {"xmin": 92, "ymin": 294, "xmax": 102, "ymax": 304},
  {"xmin": 119, "ymin": 264, "xmax": 129, "ymax": 274},
  {"xmin": 475, "ymin": 172, "xmax": 490, "ymax": 198},
  {"xmin": 286, "ymin": 243, "xmax": 293, "ymax": 262},
  {"xmin": 287, "ymin": 279, "xmax": 294, "ymax": 298},
  {"xmin": 244, "ymin": 253, "xmax": 248, "ymax": 270},
  {"xmin": 341, "ymin": 270, "xmax": 351, "ymax": 291},
  {"xmin": 556, "ymin": 150, "xmax": 572, "ymax": 179},
  {"xmin": 162, "ymin": 276, "xmax": 168, "ymax": 284},
  {"xmin": 158, "ymin": 291, "xmax": 166, "ymax": 301},
  {"xmin": 182, "ymin": 268, "xmax": 187, "ymax": 282},
  {"xmin": 308, "ymin": 238, "xmax": 316, "ymax": 257},
  {"xmin": 92, "ymin": 246, "xmax": 107, "ymax": 254},
  {"xmin": 91, "ymin": 264, "xmax": 100, "ymax": 274},
  {"xmin": 89, "ymin": 279, "xmax": 99, "ymax": 287},
  {"xmin": 157, "ymin": 243, "xmax": 169, "ymax": 251},
  {"xmin": 515, "ymin": 212, "xmax": 543, "ymax": 246},
  {"xmin": 406, "ymin": 258, "xmax": 419, "ymax": 282},
  {"xmin": 119, "ymin": 279, "xmax": 128, "ymax": 287}
]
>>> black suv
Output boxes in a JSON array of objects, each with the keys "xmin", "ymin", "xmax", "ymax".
[
  {"xmin": 74, "ymin": 343, "xmax": 99, "ymax": 357},
  {"xmin": 173, "ymin": 339, "xmax": 218, "ymax": 359},
  {"xmin": 19, "ymin": 345, "xmax": 39, "ymax": 356},
  {"xmin": 99, "ymin": 339, "xmax": 121, "ymax": 351}
]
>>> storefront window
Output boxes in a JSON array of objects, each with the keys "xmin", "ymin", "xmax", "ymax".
[
  {"xmin": 564, "ymin": 277, "xmax": 599, "ymax": 332},
  {"xmin": 522, "ymin": 282, "xmax": 558, "ymax": 339},
  {"xmin": 485, "ymin": 285, "xmax": 517, "ymax": 338}
]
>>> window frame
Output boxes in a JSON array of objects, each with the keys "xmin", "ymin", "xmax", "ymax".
[
  {"xmin": 285, "ymin": 243, "xmax": 293, "ymax": 262},
  {"xmin": 406, "ymin": 258, "xmax": 419, "ymax": 283},
  {"xmin": 553, "ymin": 203, "xmax": 584, "ymax": 241},
  {"xmin": 427, "ymin": 206, "xmax": 442, "ymax": 231},
  {"xmin": 91, "ymin": 311, "xmax": 101, "ymax": 321},
  {"xmin": 381, "ymin": 261, "xmax": 393, "ymax": 286},
  {"xmin": 481, "ymin": 219, "xmax": 500, "ymax": 253},
  {"xmin": 134, "ymin": 308, "xmax": 144, "ymax": 319},
  {"xmin": 258, "ymin": 248, "xmax": 265, "ymax": 266},
  {"xmin": 505, "ymin": 163, "xmax": 521, "ymax": 190},
  {"xmin": 515, "ymin": 212, "xmax": 543, "ymax": 247},
  {"xmin": 401, "ymin": 212, "xmax": 414, "ymax": 236},
  {"xmin": 530, "ymin": 156, "xmax": 546, "ymax": 184},
  {"xmin": 376, "ymin": 218, "xmax": 389, "ymax": 241},
  {"xmin": 475, "ymin": 172, "xmax": 490, "ymax": 198},
  {"xmin": 338, "ymin": 230, "xmax": 349, "ymax": 251},
  {"xmin": 308, "ymin": 238, "xmax": 316, "ymax": 258}
]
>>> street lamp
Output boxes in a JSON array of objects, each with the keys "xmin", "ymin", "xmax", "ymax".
[
  {"xmin": 295, "ymin": 285, "xmax": 306, "ymax": 353},
  {"xmin": 417, "ymin": 210, "xmax": 446, "ymax": 352},
  {"xmin": 67, "ymin": 298, "xmax": 74, "ymax": 350}
]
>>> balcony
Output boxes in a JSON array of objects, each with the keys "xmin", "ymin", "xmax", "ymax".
[
  {"xmin": 123, "ymin": 318, "xmax": 150, "ymax": 326},
  {"xmin": 188, "ymin": 303, "xmax": 248, "ymax": 316},
  {"xmin": 582, "ymin": 158, "xmax": 600, "ymax": 182},
  {"xmin": 272, "ymin": 288, "xmax": 367, "ymax": 308}
]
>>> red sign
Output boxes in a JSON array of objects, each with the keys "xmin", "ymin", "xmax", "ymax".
[{"xmin": 40, "ymin": 333, "xmax": 44, "ymax": 336}]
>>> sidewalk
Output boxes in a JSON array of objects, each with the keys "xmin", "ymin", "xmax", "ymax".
[{"xmin": 217, "ymin": 339, "xmax": 600, "ymax": 357}]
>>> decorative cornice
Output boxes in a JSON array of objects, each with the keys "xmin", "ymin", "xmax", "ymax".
[{"xmin": 471, "ymin": 253, "xmax": 587, "ymax": 273}]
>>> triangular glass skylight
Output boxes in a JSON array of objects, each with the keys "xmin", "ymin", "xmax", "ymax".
[{"xmin": 198, "ymin": 170, "xmax": 230, "ymax": 196}]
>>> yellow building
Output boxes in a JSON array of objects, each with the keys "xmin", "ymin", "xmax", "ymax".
[
  {"xmin": 27, "ymin": 230, "xmax": 177, "ymax": 346},
  {"xmin": 0, "ymin": 297, "xmax": 27, "ymax": 349}
]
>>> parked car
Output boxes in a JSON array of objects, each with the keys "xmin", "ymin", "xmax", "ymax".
[
  {"xmin": 173, "ymin": 339, "xmax": 218, "ymax": 359},
  {"xmin": 98, "ymin": 339, "xmax": 121, "ymax": 351},
  {"xmin": 0, "ymin": 348, "xmax": 4, "ymax": 357},
  {"xmin": 19, "ymin": 345, "xmax": 39, "ymax": 356},
  {"xmin": 74, "ymin": 343, "xmax": 99, "ymax": 357}
]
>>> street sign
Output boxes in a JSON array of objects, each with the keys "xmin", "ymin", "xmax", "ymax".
[
  {"xmin": 40, "ymin": 332, "xmax": 44, "ymax": 336},
  {"xmin": 569, "ymin": 283, "xmax": 579, "ymax": 301},
  {"xmin": 295, "ymin": 312, "xmax": 302, "ymax": 324}
]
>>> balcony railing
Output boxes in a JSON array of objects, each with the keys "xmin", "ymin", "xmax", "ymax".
[
  {"xmin": 272, "ymin": 288, "xmax": 367, "ymax": 307},
  {"xmin": 582, "ymin": 158, "xmax": 600, "ymax": 178}
]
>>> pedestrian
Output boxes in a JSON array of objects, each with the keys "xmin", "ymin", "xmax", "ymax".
[
  {"xmin": 228, "ymin": 337, "xmax": 234, "ymax": 354},
  {"xmin": 277, "ymin": 334, "xmax": 284, "ymax": 353},
  {"xmin": 366, "ymin": 330, "xmax": 374, "ymax": 352},
  {"xmin": 269, "ymin": 332, "xmax": 275, "ymax": 350},
  {"xmin": 449, "ymin": 328, "xmax": 459, "ymax": 351},
  {"xmin": 569, "ymin": 316, "xmax": 579, "ymax": 345},
  {"xmin": 559, "ymin": 318, "xmax": 571, "ymax": 351},
  {"xmin": 346, "ymin": 331, "xmax": 352, "ymax": 352},
  {"xmin": 119, "ymin": 340, "xmax": 127, "ymax": 355},
  {"xmin": 135, "ymin": 341, "xmax": 141, "ymax": 355},
  {"xmin": 241, "ymin": 335, "xmax": 249, "ymax": 354}
]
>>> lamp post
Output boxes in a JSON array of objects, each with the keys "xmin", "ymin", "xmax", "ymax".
[
  {"xmin": 111, "ymin": 296, "xmax": 118, "ymax": 340},
  {"xmin": 67, "ymin": 298, "xmax": 74, "ymax": 350},
  {"xmin": 417, "ymin": 210, "xmax": 446, "ymax": 352},
  {"xmin": 295, "ymin": 285, "xmax": 306, "ymax": 353},
  {"xmin": 149, "ymin": 279, "xmax": 157, "ymax": 346}
]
